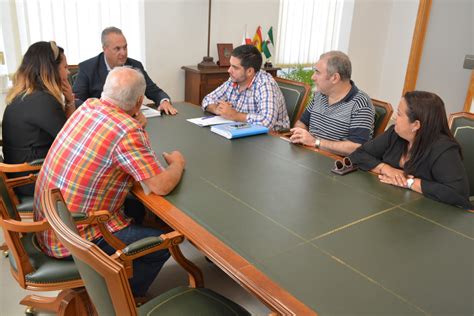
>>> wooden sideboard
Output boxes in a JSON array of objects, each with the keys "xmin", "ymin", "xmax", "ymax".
[{"xmin": 181, "ymin": 65, "xmax": 280, "ymax": 105}]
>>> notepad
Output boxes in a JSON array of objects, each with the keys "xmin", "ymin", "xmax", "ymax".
[
  {"xmin": 187, "ymin": 116, "xmax": 235, "ymax": 127},
  {"xmin": 140, "ymin": 105, "xmax": 161, "ymax": 118},
  {"xmin": 210, "ymin": 123, "xmax": 269, "ymax": 139}
]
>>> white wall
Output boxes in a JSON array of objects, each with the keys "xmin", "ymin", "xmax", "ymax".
[
  {"xmin": 348, "ymin": 0, "xmax": 418, "ymax": 111},
  {"xmin": 416, "ymin": 0, "xmax": 473, "ymax": 115},
  {"xmin": 143, "ymin": 0, "xmax": 280, "ymax": 102}
]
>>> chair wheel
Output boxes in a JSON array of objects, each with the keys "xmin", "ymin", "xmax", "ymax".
[{"xmin": 25, "ymin": 306, "xmax": 35, "ymax": 315}]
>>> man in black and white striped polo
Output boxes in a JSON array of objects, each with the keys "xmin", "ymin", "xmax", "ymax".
[{"xmin": 290, "ymin": 51, "xmax": 374, "ymax": 156}]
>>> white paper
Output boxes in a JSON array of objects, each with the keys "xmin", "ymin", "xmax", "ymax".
[
  {"xmin": 140, "ymin": 105, "xmax": 161, "ymax": 118},
  {"xmin": 186, "ymin": 116, "xmax": 235, "ymax": 127}
]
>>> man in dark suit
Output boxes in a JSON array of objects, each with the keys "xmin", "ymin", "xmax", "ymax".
[{"xmin": 73, "ymin": 26, "xmax": 177, "ymax": 115}]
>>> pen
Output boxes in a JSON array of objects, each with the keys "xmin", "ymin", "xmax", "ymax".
[{"xmin": 202, "ymin": 116, "xmax": 215, "ymax": 120}]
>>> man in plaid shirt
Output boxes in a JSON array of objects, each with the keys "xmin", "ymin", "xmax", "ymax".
[
  {"xmin": 34, "ymin": 66, "xmax": 185, "ymax": 298},
  {"xmin": 202, "ymin": 44, "xmax": 290, "ymax": 130}
]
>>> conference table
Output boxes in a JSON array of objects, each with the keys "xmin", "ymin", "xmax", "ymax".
[{"xmin": 133, "ymin": 102, "xmax": 473, "ymax": 315}]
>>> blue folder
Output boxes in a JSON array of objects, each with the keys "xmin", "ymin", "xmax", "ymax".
[{"xmin": 210, "ymin": 123, "xmax": 269, "ymax": 139}]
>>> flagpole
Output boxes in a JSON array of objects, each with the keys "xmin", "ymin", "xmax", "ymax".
[{"xmin": 198, "ymin": 0, "xmax": 218, "ymax": 68}]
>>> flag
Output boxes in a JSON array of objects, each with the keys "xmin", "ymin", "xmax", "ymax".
[
  {"xmin": 261, "ymin": 27, "xmax": 274, "ymax": 59},
  {"xmin": 242, "ymin": 25, "xmax": 252, "ymax": 45},
  {"xmin": 252, "ymin": 26, "xmax": 262, "ymax": 52}
]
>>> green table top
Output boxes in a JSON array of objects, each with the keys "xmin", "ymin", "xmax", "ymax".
[{"xmin": 145, "ymin": 103, "xmax": 474, "ymax": 315}]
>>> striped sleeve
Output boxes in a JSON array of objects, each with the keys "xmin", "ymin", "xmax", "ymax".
[
  {"xmin": 202, "ymin": 80, "xmax": 232, "ymax": 110},
  {"xmin": 348, "ymin": 95, "xmax": 375, "ymax": 144}
]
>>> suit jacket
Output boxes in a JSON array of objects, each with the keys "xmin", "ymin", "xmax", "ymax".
[{"xmin": 73, "ymin": 52, "xmax": 170, "ymax": 105}]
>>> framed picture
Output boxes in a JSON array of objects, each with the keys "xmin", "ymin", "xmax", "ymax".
[{"xmin": 217, "ymin": 43, "xmax": 233, "ymax": 67}]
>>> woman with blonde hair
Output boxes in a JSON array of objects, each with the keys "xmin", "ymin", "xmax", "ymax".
[{"xmin": 2, "ymin": 41, "xmax": 75, "ymax": 195}]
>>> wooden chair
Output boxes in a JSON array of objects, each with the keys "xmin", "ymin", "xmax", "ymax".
[
  {"xmin": 0, "ymin": 160, "xmax": 43, "ymax": 220},
  {"xmin": 0, "ymin": 173, "xmax": 128, "ymax": 315},
  {"xmin": 275, "ymin": 77, "xmax": 311, "ymax": 127},
  {"xmin": 67, "ymin": 65, "xmax": 79, "ymax": 87},
  {"xmin": 372, "ymin": 98, "xmax": 393, "ymax": 137},
  {"xmin": 42, "ymin": 187, "xmax": 251, "ymax": 316},
  {"xmin": 448, "ymin": 112, "xmax": 474, "ymax": 198}
]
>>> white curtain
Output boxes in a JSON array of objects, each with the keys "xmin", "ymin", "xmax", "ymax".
[
  {"xmin": 3, "ymin": 0, "xmax": 144, "ymax": 71},
  {"xmin": 276, "ymin": 0, "xmax": 346, "ymax": 67}
]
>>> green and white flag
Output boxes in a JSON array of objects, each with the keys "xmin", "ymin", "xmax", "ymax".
[{"xmin": 262, "ymin": 27, "xmax": 274, "ymax": 59}]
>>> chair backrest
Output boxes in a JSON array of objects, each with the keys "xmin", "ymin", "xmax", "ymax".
[
  {"xmin": 275, "ymin": 77, "xmax": 311, "ymax": 127},
  {"xmin": 449, "ymin": 112, "xmax": 474, "ymax": 197},
  {"xmin": 372, "ymin": 98, "xmax": 394, "ymax": 137},
  {"xmin": 0, "ymin": 174, "xmax": 21, "ymax": 221},
  {"xmin": 42, "ymin": 188, "xmax": 137, "ymax": 316},
  {"xmin": 68, "ymin": 65, "xmax": 79, "ymax": 87}
]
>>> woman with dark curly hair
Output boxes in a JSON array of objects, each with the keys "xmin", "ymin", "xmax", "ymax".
[{"xmin": 350, "ymin": 91, "xmax": 471, "ymax": 210}]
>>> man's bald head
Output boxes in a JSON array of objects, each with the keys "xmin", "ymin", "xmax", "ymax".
[{"xmin": 102, "ymin": 66, "xmax": 146, "ymax": 111}]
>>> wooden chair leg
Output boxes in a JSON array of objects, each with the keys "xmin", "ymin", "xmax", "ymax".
[
  {"xmin": 169, "ymin": 243, "xmax": 204, "ymax": 288},
  {"xmin": 20, "ymin": 288, "xmax": 95, "ymax": 316}
]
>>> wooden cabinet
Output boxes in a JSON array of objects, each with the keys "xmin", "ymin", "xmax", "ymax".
[{"xmin": 181, "ymin": 65, "xmax": 280, "ymax": 105}]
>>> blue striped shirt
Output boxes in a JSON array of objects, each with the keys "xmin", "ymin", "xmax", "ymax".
[
  {"xmin": 300, "ymin": 82, "xmax": 374, "ymax": 144},
  {"xmin": 202, "ymin": 70, "xmax": 290, "ymax": 130}
]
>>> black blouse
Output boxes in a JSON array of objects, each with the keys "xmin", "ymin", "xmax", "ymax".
[
  {"xmin": 2, "ymin": 91, "xmax": 66, "ymax": 195},
  {"xmin": 350, "ymin": 126, "xmax": 472, "ymax": 210}
]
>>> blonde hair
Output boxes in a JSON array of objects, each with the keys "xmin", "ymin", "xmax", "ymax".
[{"xmin": 6, "ymin": 41, "xmax": 64, "ymax": 105}]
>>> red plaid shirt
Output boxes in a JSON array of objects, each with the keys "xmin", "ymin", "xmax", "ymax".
[{"xmin": 34, "ymin": 98, "xmax": 162, "ymax": 258}]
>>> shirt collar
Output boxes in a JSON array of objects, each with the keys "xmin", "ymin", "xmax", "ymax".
[
  {"xmin": 104, "ymin": 54, "xmax": 112, "ymax": 72},
  {"xmin": 231, "ymin": 71, "xmax": 258, "ymax": 91},
  {"xmin": 341, "ymin": 80, "xmax": 359, "ymax": 102}
]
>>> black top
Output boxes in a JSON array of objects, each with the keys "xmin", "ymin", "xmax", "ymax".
[
  {"xmin": 73, "ymin": 52, "xmax": 170, "ymax": 105},
  {"xmin": 2, "ymin": 91, "xmax": 66, "ymax": 195},
  {"xmin": 350, "ymin": 126, "xmax": 472, "ymax": 210}
]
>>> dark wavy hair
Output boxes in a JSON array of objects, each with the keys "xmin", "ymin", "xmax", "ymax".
[
  {"xmin": 403, "ymin": 91, "xmax": 461, "ymax": 175},
  {"xmin": 6, "ymin": 41, "xmax": 65, "ymax": 105}
]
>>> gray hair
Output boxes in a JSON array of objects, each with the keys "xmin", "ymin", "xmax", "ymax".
[
  {"xmin": 102, "ymin": 66, "xmax": 146, "ymax": 111},
  {"xmin": 101, "ymin": 26, "xmax": 123, "ymax": 47},
  {"xmin": 320, "ymin": 51, "xmax": 352, "ymax": 81}
]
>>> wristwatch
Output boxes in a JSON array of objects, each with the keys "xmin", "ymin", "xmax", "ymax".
[
  {"xmin": 314, "ymin": 137, "xmax": 321, "ymax": 149},
  {"xmin": 406, "ymin": 178, "xmax": 415, "ymax": 190}
]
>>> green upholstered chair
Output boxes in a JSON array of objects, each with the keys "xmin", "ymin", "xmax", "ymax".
[
  {"xmin": 372, "ymin": 98, "xmax": 393, "ymax": 137},
  {"xmin": 449, "ymin": 112, "xmax": 474, "ymax": 199},
  {"xmin": 67, "ymin": 65, "xmax": 79, "ymax": 87},
  {"xmin": 275, "ymin": 77, "xmax": 311, "ymax": 127},
  {"xmin": 0, "ymin": 160, "xmax": 43, "ymax": 220},
  {"xmin": 43, "ymin": 188, "xmax": 251, "ymax": 316}
]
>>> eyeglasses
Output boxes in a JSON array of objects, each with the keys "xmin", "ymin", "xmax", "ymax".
[
  {"xmin": 331, "ymin": 157, "xmax": 357, "ymax": 175},
  {"xmin": 50, "ymin": 41, "xmax": 59, "ymax": 60}
]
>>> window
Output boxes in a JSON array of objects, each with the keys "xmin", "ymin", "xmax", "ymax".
[
  {"xmin": 276, "ymin": 0, "xmax": 353, "ymax": 67},
  {"xmin": 1, "ymin": 0, "xmax": 144, "ymax": 74}
]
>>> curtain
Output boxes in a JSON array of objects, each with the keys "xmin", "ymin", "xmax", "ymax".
[
  {"xmin": 276, "ymin": 0, "xmax": 346, "ymax": 67},
  {"xmin": 4, "ymin": 0, "xmax": 143, "ymax": 70}
]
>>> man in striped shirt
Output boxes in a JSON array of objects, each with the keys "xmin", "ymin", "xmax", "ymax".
[
  {"xmin": 34, "ymin": 66, "xmax": 185, "ymax": 298},
  {"xmin": 290, "ymin": 51, "xmax": 374, "ymax": 156},
  {"xmin": 202, "ymin": 45, "xmax": 290, "ymax": 130}
]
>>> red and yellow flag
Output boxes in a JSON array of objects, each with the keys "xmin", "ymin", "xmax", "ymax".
[{"xmin": 252, "ymin": 26, "xmax": 263, "ymax": 52}]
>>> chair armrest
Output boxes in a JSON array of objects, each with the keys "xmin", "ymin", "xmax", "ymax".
[
  {"xmin": 116, "ymin": 230, "xmax": 184, "ymax": 261},
  {"xmin": 0, "ymin": 218, "xmax": 50, "ymax": 233},
  {"xmin": 5, "ymin": 174, "xmax": 38, "ymax": 189},
  {"xmin": 0, "ymin": 159, "xmax": 44, "ymax": 173},
  {"xmin": 73, "ymin": 210, "xmax": 127, "ymax": 250}
]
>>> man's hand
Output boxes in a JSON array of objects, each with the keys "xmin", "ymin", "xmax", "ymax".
[
  {"xmin": 215, "ymin": 101, "xmax": 238, "ymax": 120},
  {"xmin": 289, "ymin": 127, "xmax": 316, "ymax": 147},
  {"xmin": 133, "ymin": 111, "xmax": 147, "ymax": 128},
  {"xmin": 163, "ymin": 151, "xmax": 186, "ymax": 169},
  {"xmin": 158, "ymin": 100, "xmax": 178, "ymax": 115}
]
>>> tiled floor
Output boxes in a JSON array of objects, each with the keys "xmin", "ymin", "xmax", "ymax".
[{"xmin": 0, "ymin": 230, "xmax": 270, "ymax": 315}]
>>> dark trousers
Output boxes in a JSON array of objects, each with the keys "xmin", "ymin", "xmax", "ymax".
[{"xmin": 93, "ymin": 224, "xmax": 171, "ymax": 297}]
